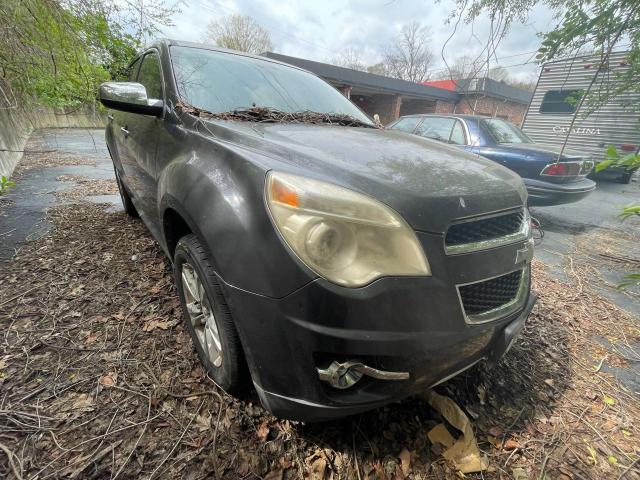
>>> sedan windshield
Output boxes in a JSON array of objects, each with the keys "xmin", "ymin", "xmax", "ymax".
[
  {"xmin": 170, "ymin": 46, "xmax": 373, "ymax": 125},
  {"xmin": 481, "ymin": 118, "xmax": 532, "ymax": 144}
]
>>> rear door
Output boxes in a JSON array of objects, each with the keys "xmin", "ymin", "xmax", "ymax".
[
  {"xmin": 414, "ymin": 117, "xmax": 467, "ymax": 145},
  {"xmin": 126, "ymin": 50, "xmax": 165, "ymax": 230}
]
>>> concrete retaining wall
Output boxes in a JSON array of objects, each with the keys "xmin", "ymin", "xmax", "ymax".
[{"xmin": 0, "ymin": 105, "xmax": 104, "ymax": 178}]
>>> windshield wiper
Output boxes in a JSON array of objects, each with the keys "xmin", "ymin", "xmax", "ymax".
[{"xmin": 176, "ymin": 103, "xmax": 379, "ymax": 128}]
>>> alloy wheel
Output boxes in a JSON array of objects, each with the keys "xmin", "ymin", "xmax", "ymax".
[{"xmin": 181, "ymin": 262, "xmax": 223, "ymax": 367}]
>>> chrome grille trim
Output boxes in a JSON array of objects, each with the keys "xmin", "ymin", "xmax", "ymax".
[
  {"xmin": 456, "ymin": 267, "xmax": 530, "ymax": 325},
  {"xmin": 445, "ymin": 209, "xmax": 530, "ymax": 255}
]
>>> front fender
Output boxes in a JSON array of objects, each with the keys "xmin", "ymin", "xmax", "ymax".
[{"xmin": 157, "ymin": 143, "xmax": 316, "ymax": 299}]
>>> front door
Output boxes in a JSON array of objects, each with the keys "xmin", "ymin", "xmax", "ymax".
[
  {"xmin": 111, "ymin": 57, "xmax": 141, "ymax": 192},
  {"xmin": 125, "ymin": 50, "xmax": 165, "ymax": 232}
]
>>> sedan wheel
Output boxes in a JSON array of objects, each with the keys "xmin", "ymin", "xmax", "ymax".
[{"xmin": 181, "ymin": 262, "xmax": 223, "ymax": 367}]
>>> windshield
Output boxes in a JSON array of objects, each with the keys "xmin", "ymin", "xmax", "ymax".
[
  {"xmin": 481, "ymin": 118, "xmax": 532, "ymax": 144},
  {"xmin": 170, "ymin": 46, "xmax": 373, "ymax": 124}
]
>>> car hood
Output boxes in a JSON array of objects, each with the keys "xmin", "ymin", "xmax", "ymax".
[
  {"xmin": 204, "ymin": 120, "xmax": 527, "ymax": 233},
  {"xmin": 499, "ymin": 143, "xmax": 589, "ymax": 160}
]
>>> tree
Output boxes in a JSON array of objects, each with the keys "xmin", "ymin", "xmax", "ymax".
[
  {"xmin": 0, "ymin": 0, "xmax": 178, "ymax": 107},
  {"xmin": 436, "ymin": 55, "xmax": 485, "ymax": 80},
  {"xmin": 203, "ymin": 14, "xmax": 273, "ymax": 55},
  {"xmin": 331, "ymin": 48, "xmax": 367, "ymax": 71},
  {"xmin": 121, "ymin": 0, "xmax": 181, "ymax": 46},
  {"xmin": 382, "ymin": 22, "xmax": 434, "ymax": 82},
  {"xmin": 488, "ymin": 65, "xmax": 509, "ymax": 81},
  {"xmin": 366, "ymin": 63, "xmax": 388, "ymax": 76}
]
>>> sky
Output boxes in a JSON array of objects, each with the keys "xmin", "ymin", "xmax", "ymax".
[{"xmin": 160, "ymin": 0, "xmax": 558, "ymax": 83}]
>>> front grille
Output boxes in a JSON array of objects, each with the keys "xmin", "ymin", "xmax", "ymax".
[
  {"xmin": 459, "ymin": 269, "xmax": 522, "ymax": 316},
  {"xmin": 446, "ymin": 210, "xmax": 524, "ymax": 247}
]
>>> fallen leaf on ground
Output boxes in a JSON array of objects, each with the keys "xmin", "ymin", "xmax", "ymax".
[
  {"xmin": 264, "ymin": 469, "xmax": 283, "ymax": 480},
  {"xmin": 195, "ymin": 413, "xmax": 211, "ymax": 431},
  {"xmin": 428, "ymin": 423, "xmax": 455, "ymax": 448},
  {"xmin": 512, "ymin": 467, "xmax": 528, "ymax": 479},
  {"xmin": 503, "ymin": 439, "xmax": 519, "ymax": 450},
  {"xmin": 99, "ymin": 372, "xmax": 117, "ymax": 386},
  {"xmin": 309, "ymin": 457, "xmax": 327, "ymax": 480},
  {"xmin": 257, "ymin": 420, "xmax": 270, "ymax": 441},
  {"xmin": 423, "ymin": 391, "xmax": 488, "ymax": 473},
  {"xmin": 72, "ymin": 393, "xmax": 94, "ymax": 409},
  {"xmin": 142, "ymin": 319, "xmax": 176, "ymax": 332},
  {"xmin": 398, "ymin": 448, "xmax": 411, "ymax": 476}
]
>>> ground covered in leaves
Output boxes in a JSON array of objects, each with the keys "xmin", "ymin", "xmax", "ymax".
[{"xmin": 1, "ymin": 195, "xmax": 639, "ymax": 478}]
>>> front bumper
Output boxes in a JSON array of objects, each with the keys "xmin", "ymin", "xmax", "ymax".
[
  {"xmin": 223, "ymin": 231, "xmax": 537, "ymax": 422},
  {"xmin": 525, "ymin": 177, "xmax": 596, "ymax": 206},
  {"xmin": 254, "ymin": 293, "xmax": 536, "ymax": 422}
]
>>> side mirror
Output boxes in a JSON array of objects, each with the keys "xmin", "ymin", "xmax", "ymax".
[{"xmin": 99, "ymin": 82, "xmax": 164, "ymax": 116}]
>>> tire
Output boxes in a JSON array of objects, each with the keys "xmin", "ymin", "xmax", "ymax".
[
  {"xmin": 618, "ymin": 170, "xmax": 634, "ymax": 184},
  {"xmin": 113, "ymin": 166, "xmax": 139, "ymax": 218},
  {"xmin": 174, "ymin": 234, "xmax": 245, "ymax": 393}
]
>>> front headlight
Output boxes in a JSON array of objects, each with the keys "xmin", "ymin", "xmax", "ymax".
[{"xmin": 265, "ymin": 171, "xmax": 430, "ymax": 287}]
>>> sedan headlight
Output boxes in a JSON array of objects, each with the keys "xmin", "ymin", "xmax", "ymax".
[{"xmin": 265, "ymin": 171, "xmax": 430, "ymax": 287}]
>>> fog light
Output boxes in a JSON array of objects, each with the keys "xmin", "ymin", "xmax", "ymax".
[
  {"xmin": 317, "ymin": 361, "xmax": 364, "ymax": 389},
  {"xmin": 317, "ymin": 360, "xmax": 410, "ymax": 389}
]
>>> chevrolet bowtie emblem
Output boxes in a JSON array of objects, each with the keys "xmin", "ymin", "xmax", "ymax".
[{"xmin": 516, "ymin": 240, "xmax": 534, "ymax": 264}]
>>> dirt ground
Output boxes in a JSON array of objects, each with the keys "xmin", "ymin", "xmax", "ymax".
[{"xmin": 1, "ymin": 132, "xmax": 639, "ymax": 479}]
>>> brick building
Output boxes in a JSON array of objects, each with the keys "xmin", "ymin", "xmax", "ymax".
[{"xmin": 261, "ymin": 52, "xmax": 533, "ymax": 125}]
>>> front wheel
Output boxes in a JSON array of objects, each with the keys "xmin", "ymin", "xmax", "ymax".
[
  {"xmin": 174, "ymin": 234, "xmax": 245, "ymax": 392},
  {"xmin": 618, "ymin": 170, "xmax": 635, "ymax": 184}
]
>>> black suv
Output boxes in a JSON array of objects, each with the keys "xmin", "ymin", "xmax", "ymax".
[{"xmin": 100, "ymin": 39, "xmax": 536, "ymax": 422}]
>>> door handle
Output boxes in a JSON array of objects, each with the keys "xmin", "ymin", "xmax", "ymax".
[{"xmin": 121, "ymin": 126, "xmax": 130, "ymax": 137}]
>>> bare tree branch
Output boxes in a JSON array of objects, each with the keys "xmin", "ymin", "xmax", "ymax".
[
  {"xmin": 382, "ymin": 22, "xmax": 434, "ymax": 82},
  {"xmin": 203, "ymin": 14, "xmax": 273, "ymax": 55}
]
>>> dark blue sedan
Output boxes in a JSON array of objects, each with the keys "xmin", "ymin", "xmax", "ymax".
[{"xmin": 388, "ymin": 114, "xmax": 596, "ymax": 206}]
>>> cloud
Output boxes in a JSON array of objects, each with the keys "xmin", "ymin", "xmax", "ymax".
[{"xmin": 161, "ymin": 0, "xmax": 556, "ymax": 81}]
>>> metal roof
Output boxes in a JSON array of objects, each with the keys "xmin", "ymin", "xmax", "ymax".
[
  {"xmin": 260, "ymin": 52, "xmax": 460, "ymax": 102},
  {"xmin": 457, "ymin": 77, "xmax": 533, "ymax": 105}
]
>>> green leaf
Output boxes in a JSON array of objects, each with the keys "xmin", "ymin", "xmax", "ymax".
[
  {"xmin": 595, "ymin": 160, "xmax": 614, "ymax": 172},
  {"xmin": 605, "ymin": 145, "xmax": 619, "ymax": 161},
  {"xmin": 618, "ymin": 273, "xmax": 640, "ymax": 289},
  {"xmin": 619, "ymin": 205, "xmax": 640, "ymax": 220},
  {"xmin": 604, "ymin": 395, "xmax": 616, "ymax": 406}
]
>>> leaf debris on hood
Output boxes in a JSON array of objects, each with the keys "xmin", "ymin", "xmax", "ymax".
[{"xmin": 176, "ymin": 101, "xmax": 380, "ymax": 128}]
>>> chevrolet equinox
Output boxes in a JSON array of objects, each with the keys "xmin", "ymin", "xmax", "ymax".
[{"xmin": 99, "ymin": 40, "xmax": 537, "ymax": 422}]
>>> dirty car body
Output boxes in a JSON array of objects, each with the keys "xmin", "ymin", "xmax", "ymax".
[
  {"xmin": 388, "ymin": 114, "xmax": 597, "ymax": 206},
  {"xmin": 100, "ymin": 40, "xmax": 536, "ymax": 422}
]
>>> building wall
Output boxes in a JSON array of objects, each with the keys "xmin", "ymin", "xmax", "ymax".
[
  {"xmin": 435, "ymin": 100, "xmax": 456, "ymax": 113},
  {"xmin": 400, "ymin": 99, "xmax": 436, "ymax": 116},
  {"xmin": 352, "ymin": 94, "xmax": 402, "ymax": 125},
  {"xmin": 342, "ymin": 87, "xmax": 528, "ymax": 126},
  {"xmin": 454, "ymin": 96, "xmax": 528, "ymax": 125}
]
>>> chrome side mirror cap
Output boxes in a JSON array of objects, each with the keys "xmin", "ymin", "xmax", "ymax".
[{"xmin": 99, "ymin": 82, "xmax": 163, "ymax": 117}]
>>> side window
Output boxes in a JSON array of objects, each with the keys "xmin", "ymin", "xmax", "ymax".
[
  {"xmin": 127, "ymin": 58, "xmax": 141, "ymax": 81},
  {"xmin": 137, "ymin": 53, "xmax": 163, "ymax": 100},
  {"xmin": 390, "ymin": 116, "xmax": 421, "ymax": 133},
  {"xmin": 415, "ymin": 117, "xmax": 466, "ymax": 144},
  {"xmin": 450, "ymin": 120, "xmax": 466, "ymax": 144},
  {"xmin": 539, "ymin": 89, "xmax": 583, "ymax": 114}
]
